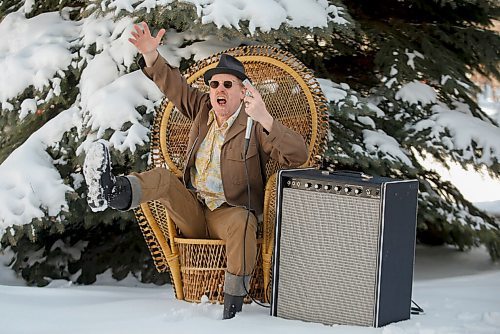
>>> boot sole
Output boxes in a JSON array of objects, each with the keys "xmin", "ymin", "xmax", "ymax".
[{"xmin": 83, "ymin": 141, "xmax": 110, "ymax": 212}]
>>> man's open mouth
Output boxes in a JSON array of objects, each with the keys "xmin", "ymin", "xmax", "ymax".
[{"xmin": 216, "ymin": 96, "xmax": 227, "ymax": 106}]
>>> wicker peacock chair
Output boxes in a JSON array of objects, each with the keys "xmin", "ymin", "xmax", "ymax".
[{"xmin": 134, "ymin": 45, "xmax": 329, "ymax": 303}]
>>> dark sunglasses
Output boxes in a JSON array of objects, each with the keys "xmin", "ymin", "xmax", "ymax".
[{"xmin": 209, "ymin": 80, "xmax": 237, "ymax": 89}]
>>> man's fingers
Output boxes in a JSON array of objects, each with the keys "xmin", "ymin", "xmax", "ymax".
[
  {"xmin": 243, "ymin": 81, "xmax": 259, "ymax": 96},
  {"xmin": 242, "ymin": 80, "xmax": 253, "ymax": 89},
  {"xmin": 133, "ymin": 24, "xmax": 143, "ymax": 35},
  {"xmin": 130, "ymin": 22, "xmax": 165, "ymax": 53},
  {"xmin": 155, "ymin": 28, "xmax": 166, "ymax": 44},
  {"xmin": 142, "ymin": 22, "xmax": 151, "ymax": 37},
  {"xmin": 244, "ymin": 96, "xmax": 255, "ymax": 110}
]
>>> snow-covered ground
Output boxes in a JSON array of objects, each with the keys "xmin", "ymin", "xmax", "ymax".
[{"xmin": 1, "ymin": 245, "xmax": 499, "ymax": 334}]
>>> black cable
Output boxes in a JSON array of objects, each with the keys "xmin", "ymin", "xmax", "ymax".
[
  {"xmin": 242, "ymin": 137, "xmax": 270, "ymax": 308},
  {"xmin": 411, "ymin": 300, "xmax": 424, "ymax": 315}
]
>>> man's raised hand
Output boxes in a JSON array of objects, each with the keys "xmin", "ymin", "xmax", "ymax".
[
  {"xmin": 128, "ymin": 22, "xmax": 165, "ymax": 65},
  {"xmin": 243, "ymin": 81, "xmax": 274, "ymax": 132}
]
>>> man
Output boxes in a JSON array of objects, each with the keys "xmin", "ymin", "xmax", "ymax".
[{"xmin": 83, "ymin": 22, "xmax": 308, "ymax": 319}]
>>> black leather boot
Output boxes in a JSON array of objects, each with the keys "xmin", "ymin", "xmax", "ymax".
[
  {"xmin": 222, "ymin": 293, "xmax": 244, "ymax": 319},
  {"xmin": 108, "ymin": 176, "xmax": 132, "ymax": 210}
]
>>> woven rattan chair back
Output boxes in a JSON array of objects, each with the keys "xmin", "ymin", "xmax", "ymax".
[{"xmin": 134, "ymin": 45, "xmax": 328, "ymax": 303}]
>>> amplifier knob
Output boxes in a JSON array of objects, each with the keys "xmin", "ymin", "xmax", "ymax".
[
  {"xmin": 334, "ymin": 186, "xmax": 342, "ymax": 192},
  {"xmin": 305, "ymin": 182, "xmax": 312, "ymax": 188},
  {"xmin": 355, "ymin": 188, "xmax": 362, "ymax": 195},
  {"xmin": 344, "ymin": 187, "xmax": 352, "ymax": 193},
  {"xmin": 314, "ymin": 184, "xmax": 322, "ymax": 189},
  {"xmin": 324, "ymin": 185, "xmax": 331, "ymax": 190},
  {"xmin": 366, "ymin": 189, "xmax": 372, "ymax": 195}
]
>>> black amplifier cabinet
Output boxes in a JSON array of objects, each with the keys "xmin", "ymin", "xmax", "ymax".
[{"xmin": 271, "ymin": 169, "xmax": 419, "ymax": 327}]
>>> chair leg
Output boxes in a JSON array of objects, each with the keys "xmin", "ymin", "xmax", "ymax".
[
  {"xmin": 167, "ymin": 253, "xmax": 184, "ymax": 300},
  {"xmin": 262, "ymin": 253, "xmax": 272, "ymax": 303}
]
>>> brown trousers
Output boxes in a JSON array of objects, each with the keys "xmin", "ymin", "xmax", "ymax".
[{"xmin": 130, "ymin": 168, "xmax": 257, "ymax": 277}]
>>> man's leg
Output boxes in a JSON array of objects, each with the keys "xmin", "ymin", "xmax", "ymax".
[
  {"xmin": 205, "ymin": 205, "xmax": 258, "ymax": 318},
  {"xmin": 127, "ymin": 168, "xmax": 207, "ymax": 238},
  {"xmin": 83, "ymin": 141, "xmax": 207, "ymax": 238}
]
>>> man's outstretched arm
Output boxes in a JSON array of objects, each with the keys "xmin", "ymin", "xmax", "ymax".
[{"xmin": 128, "ymin": 22, "xmax": 210, "ymax": 120}]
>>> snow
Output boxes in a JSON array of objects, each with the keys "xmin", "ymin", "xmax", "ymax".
[
  {"xmin": 414, "ymin": 101, "xmax": 500, "ymax": 165},
  {"xmin": 0, "ymin": 245, "xmax": 499, "ymax": 333},
  {"xmin": 0, "ymin": 11, "xmax": 79, "ymax": 104},
  {"xmin": 0, "ymin": 108, "xmax": 79, "ymax": 234},
  {"xmin": 19, "ymin": 98, "xmax": 37, "ymax": 119},
  {"xmin": 157, "ymin": 31, "xmax": 241, "ymax": 67},
  {"xmin": 396, "ymin": 81, "xmax": 437, "ymax": 106},
  {"xmin": 404, "ymin": 49, "xmax": 424, "ymax": 70},
  {"xmin": 317, "ymin": 78, "xmax": 348, "ymax": 102},
  {"xmin": 201, "ymin": 0, "xmax": 288, "ymax": 33},
  {"xmin": 362, "ymin": 129, "xmax": 414, "ymax": 167},
  {"xmin": 82, "ymin": 70, "xmax": 161, "ymax": 147},
  {"xmin": 82, "ymin": 140, "xmax": 110, "ymax": 212},
  {"xmin": 104, "ymin": 0, "xmax": 349, "ymax": 34}
]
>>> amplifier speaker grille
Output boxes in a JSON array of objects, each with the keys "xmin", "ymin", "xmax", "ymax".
[{"xmin": 277, "ymin": 188, "xmax": 381, "ymax": 326}]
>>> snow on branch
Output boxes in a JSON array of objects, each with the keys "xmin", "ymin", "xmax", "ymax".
[
  {"xmin": 419, "ymin": 191, "xmax": 497, "ymax": 231},
  {"xmin": 156, "ymin": 30, "xmax": 242, "ymax": 67},
  {"xmin": 103, "ymin": 0, "xmax": 350, "ymax": 33},
  {"xmin": 362, "ymin": 129, "xmax": 414, "ymax": 167},
  {"xmin": 414, "ymin": 102, "xmax": 500, "ymax": 166},
  {"xmin": 0, "ymin": 108, "xmax": 78, "ymax": 234},
  {"xmin": 80, "ymin": 70, "xmax": 162, "ymax": 153},
  {"xmin": 405, "ymin": 49, "xmax": 424, "ymax": 70},
  {"xmin": 0, "ymin": 12, "xmax": 79, "ymax": 106},
  {"xmin": 396, "ymin": 80, "xmax": 437, "ymax": 106},
  {"xmin": 318, "ymin": 78, "xmax": 413, "ymax": 166}
]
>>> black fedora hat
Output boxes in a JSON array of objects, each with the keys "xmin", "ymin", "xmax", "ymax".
[{"xmin": 203, "ymin": 54, "xmax": 248, "ymax": 85}]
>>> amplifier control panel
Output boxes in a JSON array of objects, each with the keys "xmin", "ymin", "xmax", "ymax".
[{"xmin": 284, "ymin": 177, "xmax": 381, "ymax": 199}]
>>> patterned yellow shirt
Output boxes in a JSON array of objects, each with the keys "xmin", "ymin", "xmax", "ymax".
[{"xmin": 190, "ymin": 105, "xmax": 242, "ymax": 210}]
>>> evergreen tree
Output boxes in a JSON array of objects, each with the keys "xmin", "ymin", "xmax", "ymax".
[
  {"xmin": 0, "ymin": 1, "xmax": 168, "ymax": 285},
  {"xmin": 1, "ymin": 0, "xmax": 499, "ymax": 286}
]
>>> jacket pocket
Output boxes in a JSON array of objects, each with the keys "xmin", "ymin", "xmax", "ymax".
[
  {"xmin": 225, "ymin": 143, "xmax": 258, "ymax": 161},
  {"xmin": 224, "ymin": 145, "xmax": 259, "ymax": 185}
]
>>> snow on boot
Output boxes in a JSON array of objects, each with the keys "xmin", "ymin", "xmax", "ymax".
[
  {"xmin": 222, "ymin": 293, "xmax": 244, "ymax": 319},
  {"xmin": 83, "ymin": 141, "xmax": 131, "ymax": 211}
]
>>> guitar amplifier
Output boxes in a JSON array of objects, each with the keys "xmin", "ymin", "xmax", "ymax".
[{"xmin": 271, "ymin": 169, "xmax": 419, "ymax": 327}]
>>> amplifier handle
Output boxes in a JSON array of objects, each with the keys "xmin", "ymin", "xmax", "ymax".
[{"xmin": 326, "ymin": 170, "xmax": 373, "ymax": 179}]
